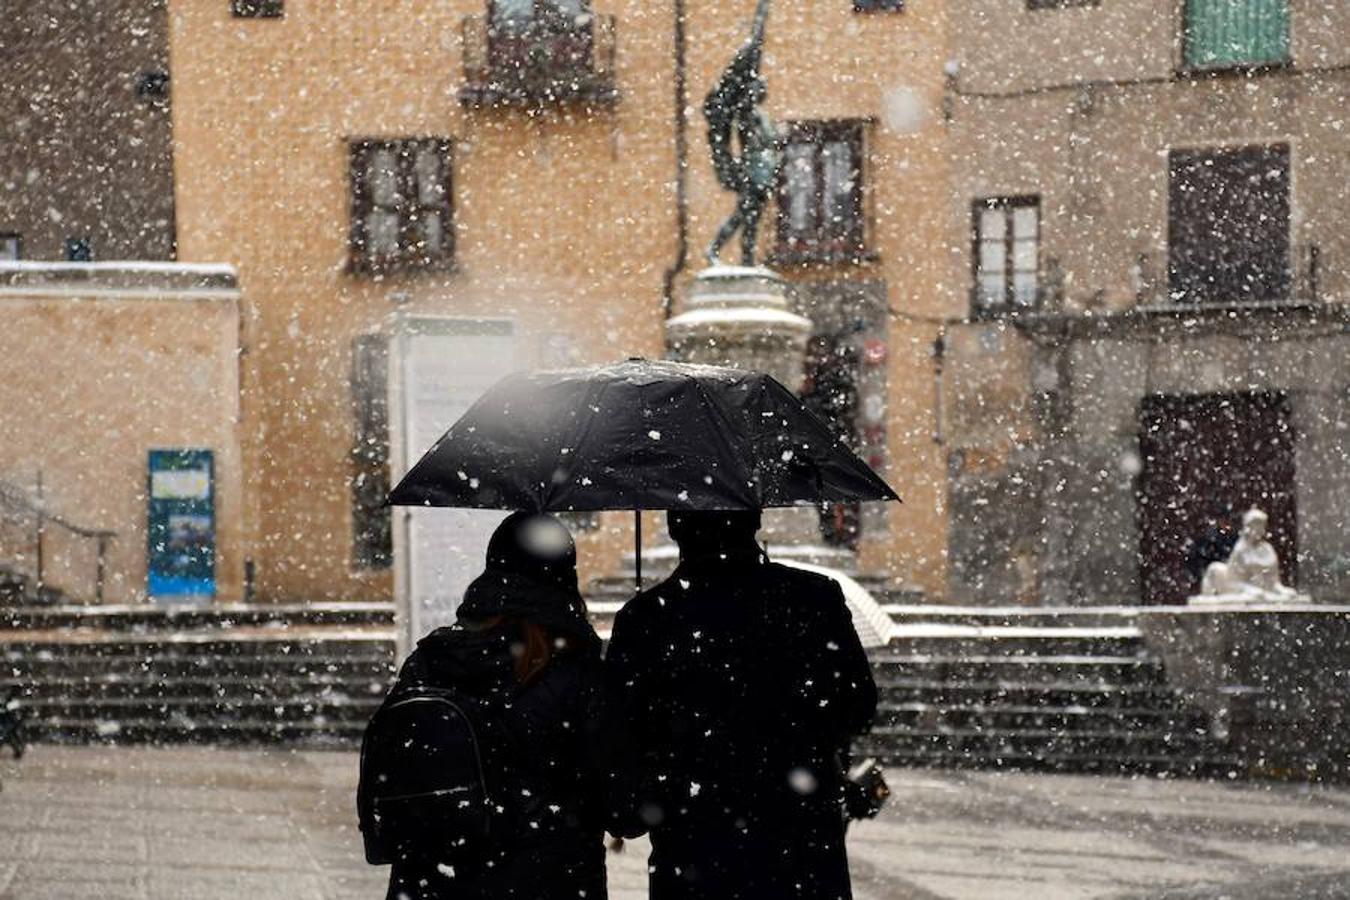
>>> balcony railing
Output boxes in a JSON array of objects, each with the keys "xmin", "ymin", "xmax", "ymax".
[
  {"xmin": 460, "ymin": 14, "xmax": 618, "ymax": 108},
  {"xmin": 1135, "ymin": 243, "xmax": 1322, "ymax": 309},
  {"xmin": 0, "ymin": 475, "xmax": 115, "ymax": 605}
]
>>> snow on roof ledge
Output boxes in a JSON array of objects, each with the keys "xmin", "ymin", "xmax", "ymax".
[{"xmin": 0, "ymin": 260, "xmax": 239, "ymax": 296}]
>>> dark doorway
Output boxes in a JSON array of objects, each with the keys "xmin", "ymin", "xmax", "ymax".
[
  {"xmin": 1168, "ymin": 143, "xmax": 1291, "ymax": 305},
  {"xmin": 1136, "ymin": 392, "xmax": 1297, "ymax": 604}
]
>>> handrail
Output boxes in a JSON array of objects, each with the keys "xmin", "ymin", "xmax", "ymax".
[
  {"xmin": 0, "ymin": 474, "xmax": 116, "ymax": 603},
  {"xmin": 0, "ymin": 477, "xmax": 116, "ymax": 540}
]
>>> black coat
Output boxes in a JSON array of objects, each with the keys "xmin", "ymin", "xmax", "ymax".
[
  {"xmin": 606, "ymin": 551, "xmax": 878, "ymax": 900},
  {"xmin": 379, "ymin": 624, "xmax": 609, "ymax": 900}
]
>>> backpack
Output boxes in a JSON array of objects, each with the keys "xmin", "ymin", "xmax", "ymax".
[{"xmin": 358, "ymin": 686, "xmax": 502, "ymax": 869}]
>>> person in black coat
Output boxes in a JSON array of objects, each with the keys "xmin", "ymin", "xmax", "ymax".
[
  {"xmin": 606, "ymin": 509, "xmax": 878, "ymax": 900},
  {"xmin": 370, "ymin": 511, "xmax": 609, "ymax": 900}
]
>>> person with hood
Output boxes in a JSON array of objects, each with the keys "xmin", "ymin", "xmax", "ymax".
[
  {"xmin": 606, "ymin": 509, "xmax": 877, "ymax": 900},
  {"xmin": 367, "ymin": 511, "xmax": 608, "ymax": 900}
]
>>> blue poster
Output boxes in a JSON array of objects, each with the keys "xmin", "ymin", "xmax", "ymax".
[{"xmin": 147, "ymin": 449, "xmax": 216, "ymax": 600}]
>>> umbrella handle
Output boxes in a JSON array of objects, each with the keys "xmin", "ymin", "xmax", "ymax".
[{"xmin": 634, "ymin": 509, "xmax": 642, "ymax": 593}]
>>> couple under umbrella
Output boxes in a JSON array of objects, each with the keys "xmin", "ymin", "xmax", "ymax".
[{"xmin": 362, "ymin": 359, "xmax": 895, "ymax": 900}]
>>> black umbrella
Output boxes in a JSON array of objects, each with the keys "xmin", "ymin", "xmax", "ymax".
[{"xmin": 388, "ymin": 359, "xmax": 899, "ymax": 584}]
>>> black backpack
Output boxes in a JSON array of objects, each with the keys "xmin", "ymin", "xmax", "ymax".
[{"xmin": 358, "ymin": 686, "xmax": 502, "ymax": 869}]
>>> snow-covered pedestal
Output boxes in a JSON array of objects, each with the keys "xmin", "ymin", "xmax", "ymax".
[
  {"xmin": 590, "ymin": 265, "xmax": 889, "ymax": 632},
  {"xmin": 666, "ymin": 266, "xmax": 811, "ymax": 390},
  {"xmin": 659, "ymin": 265, "xmax": 856, "ymax": 574}
]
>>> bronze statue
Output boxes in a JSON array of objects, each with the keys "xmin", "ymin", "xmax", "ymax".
[{"xmin": 704, "ymin": 0, "xmax": 781, "ymax": 267}]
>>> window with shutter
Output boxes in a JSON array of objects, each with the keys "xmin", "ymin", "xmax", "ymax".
[
  {"xmin": 1167, "ymin": 144, "xmax": 1291, "ymax": 304},
  {"xmin": 1184, "ymin": 0, "xmax": 1289, "ymax": 70},
  {"xmin": 775, "ymin": 121, "xmax": 868, "ymax": 264},
  {"xmin": 348, "ymin": 139, "xmax": 454, "ymax": 274}
]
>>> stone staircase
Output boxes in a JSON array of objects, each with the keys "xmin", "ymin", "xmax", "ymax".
[
  {"xmin": 1, "ymin": 597, "xmax": 1243, "ymax": 776},
  {"xmin": 0, "ymin": 602, "xmax": 397, "ymax": 746},
  {"xmin": 857, "ymin": 606, "xmax": 1241, "ymax": 776}
]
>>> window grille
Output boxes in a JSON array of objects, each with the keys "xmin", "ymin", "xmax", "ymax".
[
  {"xmin": 349, "ymin": 139, "xmax": 454, "ymax": 274},
  {"xmin": 776, "ymin": 121, "xmax": 868, "ymax": 263}
]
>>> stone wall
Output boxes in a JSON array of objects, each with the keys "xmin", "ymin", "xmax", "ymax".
[
  {"xmin": 944, "ymin": 0, "xmax": 1350, "ymax": 605},
  {"xmin": 0, "ymin": 263, "xmax": 243, "ymax": 603},
  {"xmin": 0, "ymin": 0, "xmax": 177, "ymax": 261},
  {"xmin": 947, "ymin": 310, "xmax": 1350, "ymax": 605}
]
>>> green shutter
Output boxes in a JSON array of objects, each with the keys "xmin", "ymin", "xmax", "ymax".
[{"xmin": 1185, "ymin": 0, "xmax": 1290, "ymax": 70}]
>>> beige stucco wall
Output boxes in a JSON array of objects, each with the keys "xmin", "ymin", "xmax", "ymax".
[
  {"xmin": 948, "ymin": 72, "xmax": 1350, "ymax": 316},
  {"xmin": 167, "ymin": 0, "xmax": 955, "ymax": 602},
  {"xmin": 942, "ymin": 0, "xmax": 1350, "ymax": 604},
  {"xmin": 0, "ymin": 265, "xmax": 243, "ymax": 604},
  {"xmin": 950, "ymin": 0, "xmax": 1350, "ymax": 94}
]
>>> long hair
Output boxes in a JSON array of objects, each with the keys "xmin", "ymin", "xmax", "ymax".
[
  {"xmin": 465, "ymin": 615, "xmax": 557, "ymax": 686},
  {"xmin": 512, "ymin": 620, "xmax": 554, "ymax": 686}
]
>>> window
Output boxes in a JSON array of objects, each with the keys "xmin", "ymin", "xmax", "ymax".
[
  {"xmin": 491, "ymin": 0, "xmax": 586, "ymax": 31},
  {"xmin": 231, "ymin": 0, "xmax": 284, "ymax": 17},
  {"xmin": 0, "ymin": 234, "xmax": 19, "ymax": 261},
  {"xmin": 972, "ymin": 197, "xmax": 1039, "ymax": 315},
  {"xmin": 64, "ymin": 237, "xmax": 93, "ymax": 262},
  {"xmin": 350, "ymin": 335, "xmax": 392, "ymax": 570},
  {"xmin": 349, "ymin": 139, "xmax": 454, "ymax": 274},
  {"xmin": 853, "ymin": 0, "xmax": 903, "ymax": 12},
  {"xmin": 776, "ymin": 121, "xmax": 867, "ymax": 263},
  {"xmin": 1168, "ymin": 144, "xmax": 1290, "ymax": 305},
  {"xmin": 488, "ymin": 0, "xmax": 593, "ymax": 75},
  {"xmin": 137, "ymin": 71, "xmax": 170, "ymax": 101},
  {"xmin": 1184, "ymin": 0, "xmax": 1289, "ymax": 70}
]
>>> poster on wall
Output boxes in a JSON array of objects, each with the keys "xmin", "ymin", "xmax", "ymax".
[
  {"xmin": 390, "ymin": 317, "xmax": 518, "ymax": 655},
  {"xmin": 147, "ymin": 449, "xmax": 216, "ymax": 603}
]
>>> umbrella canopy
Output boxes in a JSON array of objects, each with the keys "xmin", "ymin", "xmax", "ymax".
[{"xmin": 388, "ymin": 359, "xmax": 898, "ymax": 512}]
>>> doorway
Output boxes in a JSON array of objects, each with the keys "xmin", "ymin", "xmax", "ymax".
[{"xmin": 1136, "ymin": 391, "xmax": 1297, "ymax": 604}]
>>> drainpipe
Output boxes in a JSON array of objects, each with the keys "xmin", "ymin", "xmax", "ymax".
[{"xmin": 661, "ymin": 0, "xmax": 689, "ymax": 319}]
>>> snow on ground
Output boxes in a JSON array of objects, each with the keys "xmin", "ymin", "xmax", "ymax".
[{"xmin": 4, "ymin": 745, "xmax": 1350, "ymax": 899}]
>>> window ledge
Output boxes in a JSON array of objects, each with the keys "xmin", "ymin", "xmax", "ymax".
[
  {"xmin": 345, "ymin": 259, "xmax": 459, "ymax": 279},
  {"xmin": 767, "ymin": 247, "xmax": 880, "ymax": 269},
  {"xmin": 1176, "ymin": 59, "xmax": 1293, "ymax": 79},
  {"xmin": 458, "ymin": 80, "xmax": 620, "ymax": 110}
]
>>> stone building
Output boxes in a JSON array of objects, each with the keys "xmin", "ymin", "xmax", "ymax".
[
  {"xmin": 0, "ymin": 264, "xmax": 244, "ymax": 605},
  {"xmin": 14, "ymin": 1, "xmax": 1340, "ymax": 612},
  {"xmin": 942, "ymin": 0, "xmax": 1350, "ymax": 604},
  {"xmin": 3, "ymin": 1, "xmax": 956, "ymax": 608},
  {"xmin": 0, "ymin": 0, "xmax": 177, "ymax": 262},
  {"xmin": 164, "ymin": 0, "xmax": 954, "ymax": 607}
]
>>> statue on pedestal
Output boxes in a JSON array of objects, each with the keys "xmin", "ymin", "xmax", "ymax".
[
  {"xmin": 703, "ymin": 0, "xmax": 782, "ymax": 267},
  {"xmin": 1192, "ymin": 508, "xmax": 1310, "ymax": 604}
]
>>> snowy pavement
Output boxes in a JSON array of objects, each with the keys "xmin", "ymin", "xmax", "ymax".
[{"xmin": 2, "ymin": 746, "xmax": 1349, "ymax": 899}]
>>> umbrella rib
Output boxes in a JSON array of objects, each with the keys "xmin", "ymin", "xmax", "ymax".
[
  {"xmin": 690, "ymin": 377, "xmax": 761, "ymax": 508},
  {"xmin": 541, "ymin": 375, "xmax": 611, "ymax": 511}
]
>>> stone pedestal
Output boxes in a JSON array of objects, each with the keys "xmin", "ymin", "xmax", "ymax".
[
  {"xmin": 1138, "ymin": 604, "xmax": 1350, "ymax": 779},
  {"xmin": 638, "ymin": 265, "xmax": 857, "ymax": 578},
  {"xmin": 666, "ymin": 266, "xmax": 810, "ymax": 390}
]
